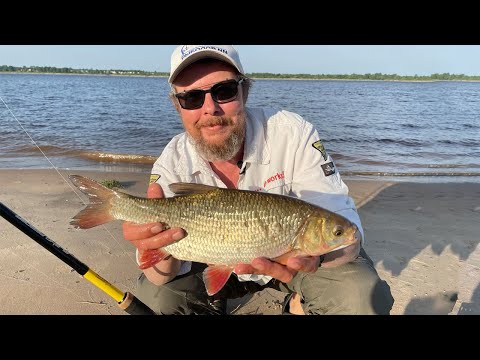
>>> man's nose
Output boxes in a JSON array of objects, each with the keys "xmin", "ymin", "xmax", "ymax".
[{"xmin": 203, "ymin": 93, "xmax": 221, "ymax": 114}]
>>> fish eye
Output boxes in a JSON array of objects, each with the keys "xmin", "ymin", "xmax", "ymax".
[{"xmin": 333, "ymin": 226, "xmax": 344, "ymax": 237}]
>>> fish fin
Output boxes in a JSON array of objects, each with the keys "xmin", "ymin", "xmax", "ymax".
[
  {"xmin": 69, "ymin": 175, "xmax": 118, "ymax": 229},
  {"xmin": 169, "ymin": 182, "xmax": 218, "ymax": 196},
  {"xmin": 138, "ymin": 248, "xmax": 171, "ymax": 269},
  {"xmin": 272, "ymin": 249, "xmax": 305, "ymax": 265},
  {"xmin": 202, "ymin": 265, "xmax": 234, "ymax": 296}
]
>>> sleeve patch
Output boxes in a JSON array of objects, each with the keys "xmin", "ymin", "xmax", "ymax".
[
  {"xmin": 321, "ymin": 162, "xmax": 336, "ymax": 177},
  {"xmin": 312, "ymin": 140, "xmax": 328, "ymax": 161},
  {"xmin": 149, "ymin": 174, "xmax": 161, "ymax": 184}
]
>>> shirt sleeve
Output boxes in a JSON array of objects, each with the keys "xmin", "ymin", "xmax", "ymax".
[{"xmin": 290, "ymin": 120, "xmax": 365, "ymax": 244}]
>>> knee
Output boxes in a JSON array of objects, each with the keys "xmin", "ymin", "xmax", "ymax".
[
  {"xmin": 301, "ymin": 264, "xmax": 394, "ymax": 315},
  {"xmin": 136, "ymin": 274, "xmax": 187, "ymax": 315},
  {"xmin": 341, "ymin": 267, "xmax": 394, "ymax": 315}
]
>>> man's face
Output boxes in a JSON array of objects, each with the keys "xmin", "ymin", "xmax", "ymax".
[{"xmin": 172, "ymin": 61, "xmax": 246, "ymax": 162}]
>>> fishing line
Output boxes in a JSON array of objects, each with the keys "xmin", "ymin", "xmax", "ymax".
[
  {"xmin": 0, "ymin": 96, "xmax": 153, "ymax": 311},
  {"xmin": 0, "ymin": 96, "xmax": 137, "ymax": 266}
]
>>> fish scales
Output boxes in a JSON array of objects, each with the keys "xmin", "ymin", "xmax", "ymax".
[{"xmin": 111, "ymin": 189, "xmax": 312, "ymax": 264}]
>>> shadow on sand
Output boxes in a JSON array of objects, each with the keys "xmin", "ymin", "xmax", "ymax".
[{"xmin": 358, "ymin": 182, "xmax": 480, "ymax": 314}]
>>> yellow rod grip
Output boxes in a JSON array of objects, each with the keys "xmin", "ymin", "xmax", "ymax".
[{"xmin": 83, "ymin": 269, "xmax": 124, "ymax": 303}]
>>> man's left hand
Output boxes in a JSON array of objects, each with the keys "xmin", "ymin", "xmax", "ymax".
[{"xmin": 234, "ymin": 240, "xmax": 361, "ymax": 283}]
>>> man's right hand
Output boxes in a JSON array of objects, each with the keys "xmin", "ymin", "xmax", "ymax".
[
  {"xmin": 122, "ymin": 183, "xmax": 185, "ymax": 280},
  {"xmin": 123, "ymin": 183, "xmax": 185, "ymax": 250}
]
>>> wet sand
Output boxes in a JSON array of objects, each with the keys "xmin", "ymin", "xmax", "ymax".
[{"xmin": 0, "ymin": 169, "xmax": 478, "ymax": 315}]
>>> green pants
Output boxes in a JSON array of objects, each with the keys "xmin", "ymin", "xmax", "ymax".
[{"xmin": 136, "ymin": 247, "xmax": 394, "ymax": 315}]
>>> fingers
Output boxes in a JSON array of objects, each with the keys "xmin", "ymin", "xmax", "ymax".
[
  {"xmin": 131, "ymin": 227, "xmax": 185, "ymax": 250},
  {"xmin": 252, "ymin": 258, "xmax": 296, "ymax": 283},
  {"xmin": 234, "ymin": 256, "xmax": 321, "ymax": 284},
  {"xmin": 234, "ymin": 263, "xmax": 256, "ymax": 275},
  {"xmin": 235, "ymin": 257, "xmax": 297, "ymax": 283},
  {"xmin": 122, "ymin": 182, "xmax": 167, "ymax": 241},
  {"xmin": 286, "ymin": 256, "xmax": 320, "ymax": 273},
  {"xmin": 122, "ymin": 221, "xmax": 165, "ymax": 241},
  {"xmin": 147, "ymin": 182, "xmax": 164, "ymax": 199}
]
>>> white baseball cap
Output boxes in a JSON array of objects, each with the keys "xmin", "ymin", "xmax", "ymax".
[{"xmin": 168, "ymin": 45, "xmax": 245, "ymax": 84}]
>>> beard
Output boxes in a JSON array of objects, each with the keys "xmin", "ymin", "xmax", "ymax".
[{"xmin": 187, "ymin": 114, "xmax": 246, "ymax": 162}]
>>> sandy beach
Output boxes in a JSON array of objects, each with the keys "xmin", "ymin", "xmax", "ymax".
[{"xmin": 0, "ymin": 168, "xmax": 478, "ymax": 315}]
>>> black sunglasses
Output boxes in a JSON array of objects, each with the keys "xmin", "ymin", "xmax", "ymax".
[{"xmin": 174, "ymin": 78, "xmax": 245, "ymax": 110}]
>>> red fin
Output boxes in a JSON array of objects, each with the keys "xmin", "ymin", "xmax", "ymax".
[
  {"xmin": 139, "ymin": 248, "xmax": 170, "ymax": 269},
  {"xmin": 70, "ymin": 205, "xmax": 115, "ymax": 229},
  {"xmin": 202, "ymin": 265, "xmax": 234, "ymax": 296},
  {"xmin": 69, "ymin": 175, "xmax": 116, "ymax": 229}
]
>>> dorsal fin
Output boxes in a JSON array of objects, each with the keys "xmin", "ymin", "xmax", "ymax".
[{"xmin": 168, "ymin": 182, "xmax": 219, "ymax": 195}]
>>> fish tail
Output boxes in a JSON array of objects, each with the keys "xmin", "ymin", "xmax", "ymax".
[{"xmin": 69, "ymin": 175, "xmax": 116, "ymax": 229}]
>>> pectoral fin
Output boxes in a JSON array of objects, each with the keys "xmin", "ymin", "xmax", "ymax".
[
  {"xmin": 138, "ymin": 248, "xmax": 170, "ymax": 270},
  {"xmin": 202, "ymin": 265, "xmax": 234, "ymax": 296}
]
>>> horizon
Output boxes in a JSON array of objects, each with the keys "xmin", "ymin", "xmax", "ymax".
[{"xmin": 2, "ymin": 65, "xmax": 477, "ymax": 78}]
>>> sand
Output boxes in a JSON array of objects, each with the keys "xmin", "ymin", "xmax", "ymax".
[{"xmin": 0, "ymin": 168, "xmax": 478, "ymax": 315}]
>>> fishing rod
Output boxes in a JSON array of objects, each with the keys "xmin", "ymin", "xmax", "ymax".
[{"xmin": 0, "ymin": 201, "xmax": 156, "ymax": 315}]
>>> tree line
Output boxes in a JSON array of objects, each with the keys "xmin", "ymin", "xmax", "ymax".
[
  {"xmin": 1, "ymin": 65, "xmax": 479, "ymax": 81},
  {"xmin": 248, "ymin": 72, "xmax": 480, "ymax": 81},
  {"xmin": 0, "ymin": 65, "xmax": 167, "ymax": 77}
]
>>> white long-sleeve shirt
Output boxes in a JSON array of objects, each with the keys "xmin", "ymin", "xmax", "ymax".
[{"xmin": 144, "ymin": 107, "xmax": 364, "ymax": 284}]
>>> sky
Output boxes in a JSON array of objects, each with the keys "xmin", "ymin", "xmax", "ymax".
[{"xmin": 0, "ymin": 45, "xmax": 479, "ymax": 76}]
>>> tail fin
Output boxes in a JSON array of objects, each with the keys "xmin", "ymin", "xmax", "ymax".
[{"xmin": 69, "ymin": 175, "xmax": 116, "ymax": 229}]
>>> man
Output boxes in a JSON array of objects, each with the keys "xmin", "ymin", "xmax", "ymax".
[{"xmin": 123, "ymin": 45, "xmax": 394, "ymax": 315}]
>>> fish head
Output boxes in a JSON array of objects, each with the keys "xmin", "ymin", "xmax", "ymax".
[{"xmin": 296, "ymin": 210, "xmax": 360, "ymax": 256}]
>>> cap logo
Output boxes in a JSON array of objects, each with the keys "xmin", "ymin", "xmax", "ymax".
[
  {"xmin": 180, "ymin": 45, "xmax": 228, "ymax": 60},
  {"xmin": 180, "ymin": 45, "xmax": 190, "ymax": 57}
]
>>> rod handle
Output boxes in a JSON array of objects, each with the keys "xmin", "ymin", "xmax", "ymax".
[{"xmin": 119, "ymin": 292, "xmax": 157, "ymax": 315}]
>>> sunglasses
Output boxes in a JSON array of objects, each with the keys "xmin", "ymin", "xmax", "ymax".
[{"xmin": 174, "ymin": 78, "xmax": 245, "ymax": 110}]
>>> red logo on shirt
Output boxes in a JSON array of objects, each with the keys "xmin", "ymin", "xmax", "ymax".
[{"xmin": 263, "ymin": 171, "xmax": 285, "ymax": 188}]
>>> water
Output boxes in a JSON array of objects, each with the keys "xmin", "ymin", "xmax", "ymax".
[{"xmin": 1, "ymin": 73, "xmax": 479, "ymax": 182}]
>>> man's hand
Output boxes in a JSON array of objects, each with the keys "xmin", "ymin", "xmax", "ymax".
[
  {"xmin": 122, "ymin": 182, "xmax": 186, "ymax": 286},
  {"xmin": 234, "ymin": 239, "xmax": 361, "ymax": 284},
  {"xmin": 122, "ymin": 183, "xmax": 185, "ymax": 251}
]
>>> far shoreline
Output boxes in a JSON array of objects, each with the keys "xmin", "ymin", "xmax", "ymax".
[{"xmin": 2, "ymin": 72, "xmax": 480, "ymax": 83}]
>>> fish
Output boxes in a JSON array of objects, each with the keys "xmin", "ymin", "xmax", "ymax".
[{"xmin": 69, "ymin": 175, "xmax": 360, "ymax": 295}]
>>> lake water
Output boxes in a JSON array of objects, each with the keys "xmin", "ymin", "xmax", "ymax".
[{"xmin": 1, "ymin": 73, "xmax": 479, "ymax": 182}]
